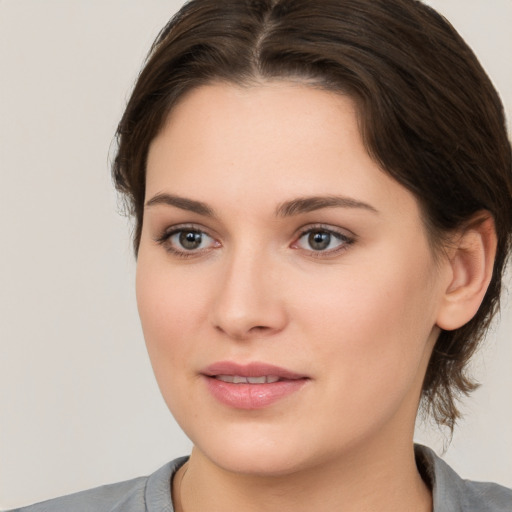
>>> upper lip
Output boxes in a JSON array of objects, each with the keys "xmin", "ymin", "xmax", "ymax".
[{"xmin": 202, "ymin": 361, "xmax": 307, "ymax": 380}]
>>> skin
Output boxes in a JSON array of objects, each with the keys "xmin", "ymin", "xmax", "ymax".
[{"xmin": 136, "ymin": 82, "xmax": 491, "ymax": 512}]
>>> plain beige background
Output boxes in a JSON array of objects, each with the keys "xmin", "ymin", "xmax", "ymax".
[{"xmin": 0, "ymin": 0, "xmax": 511, "ymax": 509}]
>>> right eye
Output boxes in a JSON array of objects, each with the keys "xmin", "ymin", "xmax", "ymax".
[{"xmin": 157, "ymin": 226, "xmax": 220, "ymax": 257}]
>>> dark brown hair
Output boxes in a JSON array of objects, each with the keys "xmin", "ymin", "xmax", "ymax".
[{"xmin": 112, "ymin": 0, "xmax": 512, "ymax": 431}]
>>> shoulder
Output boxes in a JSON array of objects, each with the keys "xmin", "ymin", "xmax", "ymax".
[
  {"xmin": 463, "ymin": 480, "xmax": 512, "ymax": 511},
  {"xmin": 7, "ymin": 477, "xmax": 148, "ymax": 512},
  {"xmin": 6, "ymin": 457, "xmax": 188, "ymax": 512},
  {"xmin": 415, "ymin": 445, "xmax": 512, "ymax": 512}
]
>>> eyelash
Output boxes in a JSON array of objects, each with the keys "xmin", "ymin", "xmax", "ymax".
[
  {"xmin": 155, "ymin": 224, "xmax": 219, "ymax": 259},
  {"xmin": 292, "ymin": 224, "xmax": 355, "ymax": 258},
  {"xmin": 155, "ymin": 224, "xmax": 355, "ymax": 259}
]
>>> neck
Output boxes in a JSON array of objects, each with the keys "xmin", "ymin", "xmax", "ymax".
[{"xmin": 174, "ymin": 437, "xmax": 432, "ymax": 512}]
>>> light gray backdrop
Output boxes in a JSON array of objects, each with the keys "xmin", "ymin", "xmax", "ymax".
[{"xmin": 1, "ymin": 0, "xmax": 511, "ymax": 509}]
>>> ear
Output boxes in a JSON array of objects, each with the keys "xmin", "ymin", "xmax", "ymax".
[{"xmin": 436, "ymin": 213, "xmax": 497, "ymax": 331}]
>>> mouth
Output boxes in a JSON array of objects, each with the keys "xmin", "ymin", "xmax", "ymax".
[
  {"xmin": 202, "ymin": 361, "xmax": 309, "ymax": 409},
  {"xmin": 202, "ymin": 361, "xmax": 307, "ymax": 380},
  {"xmin": 213, "ymin": 375, "xmax": 281, "ymax": 384}
]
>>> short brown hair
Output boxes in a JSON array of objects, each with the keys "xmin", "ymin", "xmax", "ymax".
[{"xmin": 112, "ymin": 0, "xmax": 512, "ymax": 431}]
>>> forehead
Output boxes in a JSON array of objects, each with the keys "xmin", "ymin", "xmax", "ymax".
[
  {"xmin": 148, "ymin": 81, "xmax": 360, "ymax": 176},
  {"xmin": 146, "ymin": 81, "xmax": 419, "ymax": 221}
]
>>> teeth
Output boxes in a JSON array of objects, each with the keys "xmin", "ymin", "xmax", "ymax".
[
  {"xmin": 215, "ymin": 375, "xmax": 280, "ymax": 384},
  {"xmin": 247, "ymin": 376, "xmax": 266, "ymax": 384},
  {"xmin": 216, "ymin": 375, "xmax": 235, "ymax": 383}
]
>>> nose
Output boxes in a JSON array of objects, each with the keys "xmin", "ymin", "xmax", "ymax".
[{"xmin": 209, "ymin": 247, "xmax": 289, "ymax": 341}]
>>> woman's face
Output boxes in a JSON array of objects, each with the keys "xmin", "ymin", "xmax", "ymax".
[{"xmin": 137, "ymin": 82, "xmax": 450, "ymax": 475}]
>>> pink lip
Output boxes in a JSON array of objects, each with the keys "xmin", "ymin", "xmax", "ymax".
[
  {"xmin": 202, "ymin": 361, "xmax": 309, "ymax": 410},
  {"xmin": 203, "ymin": 361, "xmax": 306, "ymax": 380}
]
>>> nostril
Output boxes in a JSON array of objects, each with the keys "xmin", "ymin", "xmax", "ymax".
[{"xmin": 213, "ymin": 322, "xmax": 280, "ymax": 341}]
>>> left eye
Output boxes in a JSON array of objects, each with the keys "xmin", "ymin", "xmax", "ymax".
[{"xmin": 295, "ymin": 229, "xmax": 350, "ymax": 252}]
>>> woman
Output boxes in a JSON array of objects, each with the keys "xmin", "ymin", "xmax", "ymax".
[{"xmin": 7, "ymin": 0, "xmax": 511, "ymax": 510}]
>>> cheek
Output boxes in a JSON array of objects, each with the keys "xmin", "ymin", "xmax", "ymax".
[
  {"xmin": 295, "ymin": 242, "xmax": 439, "ymax": 401},
  {"xmin": 135, "ymin": 256, "xmax": 208, "ymax": 373},
  {"xmin": 135, "ymin": 256, "xmax": 216, "ymax": 425}
]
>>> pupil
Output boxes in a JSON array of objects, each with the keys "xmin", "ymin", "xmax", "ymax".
[
  {"xmin": 309, "ymin": 231, "xmax": 330, "ymax": 250},
  {"xmin": 180, "ymin": 231, "xmax": 202, "ymax": 249}
]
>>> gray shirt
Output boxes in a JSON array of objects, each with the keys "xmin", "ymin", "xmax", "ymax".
[{"xmin": 7, "ymin": 445, "xmax": 512, "ymax": 511}]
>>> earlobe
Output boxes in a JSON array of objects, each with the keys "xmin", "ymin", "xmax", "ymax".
[{"xmin": 436, "ymin": 213, "xmax": 497, "ymax": 331}]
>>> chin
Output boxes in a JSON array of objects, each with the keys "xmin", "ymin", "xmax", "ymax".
[
  {"xmin": 186, "ymin": 416, "xmax": 353, "ymax": 478},
  {"xmin": 200, "ymin": 441, "xmax": 313, "ymax": 477}
]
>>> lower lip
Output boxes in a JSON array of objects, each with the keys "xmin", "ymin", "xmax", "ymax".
[{"xmin": 204, "ymin": 377, "xmax": 308, "ymax": 409}]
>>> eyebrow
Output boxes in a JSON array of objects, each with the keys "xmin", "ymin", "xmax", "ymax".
[
  {"xmin": 144, "ymin": 193, "xmax": 377, "ymax": 218},
  {"xmin": 276, "ymin": 195, "xmax": 378, "ymax": 217},
  {"xmin": 145, "ymin": 193, "xmax": 215, "ymax": 217}
]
